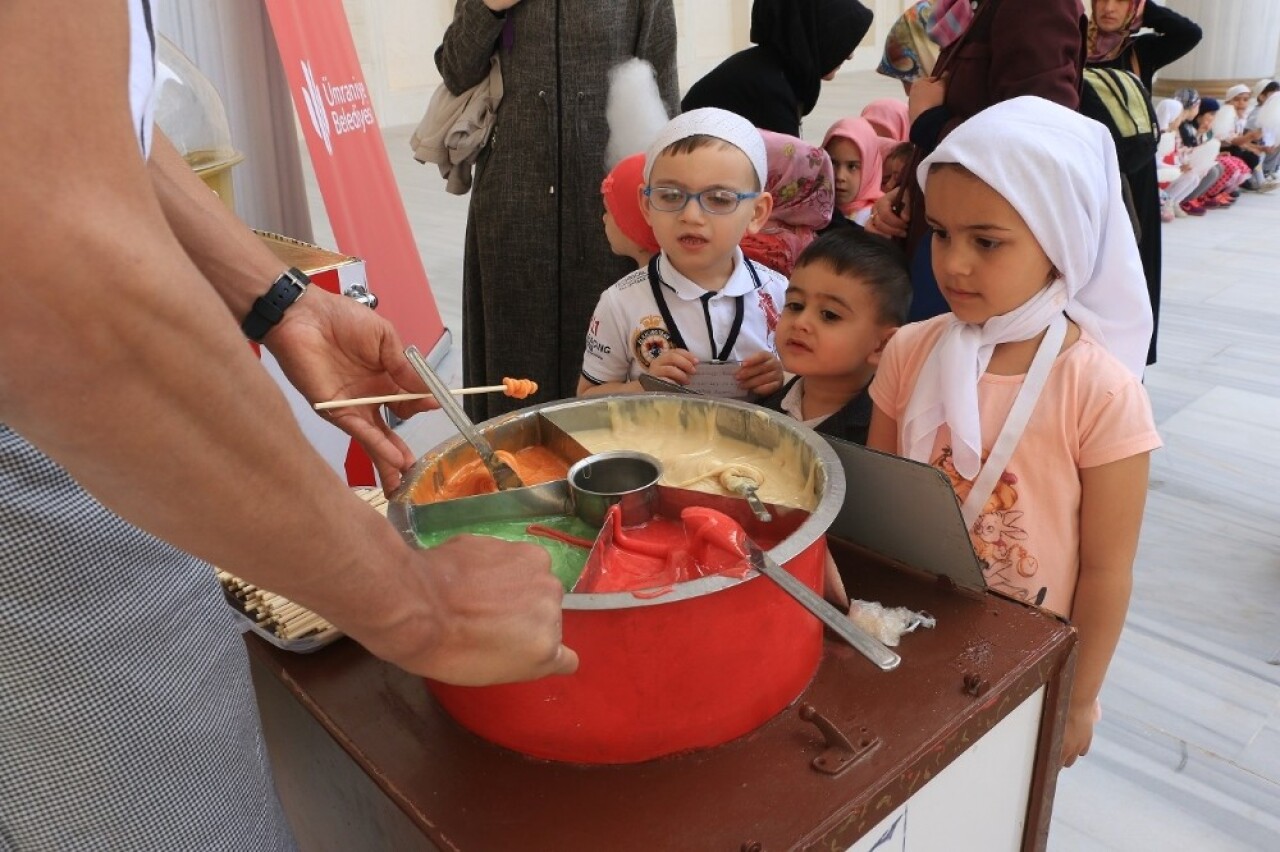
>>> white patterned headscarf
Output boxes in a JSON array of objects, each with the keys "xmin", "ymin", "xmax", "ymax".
[
  {"xmin": 644, "ymin": 108, "xmax": 768, "ymax": 189},
  {"xmin": 902, "ymin": 96, "xmax": 1151, "ymax": 479}
]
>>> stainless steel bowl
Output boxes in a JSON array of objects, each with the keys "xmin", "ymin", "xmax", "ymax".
[
  {"xmin": 388, "ymin": 394, "xmax": 845, "ymax": 610},
  {"xmin": 566, "ymin": 450, "xmax": 663, "ymax": 527}
]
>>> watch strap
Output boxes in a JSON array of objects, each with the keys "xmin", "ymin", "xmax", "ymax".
[{"xmin": 241, "ymin": 267, "xmax": 309, "ymax": 342}]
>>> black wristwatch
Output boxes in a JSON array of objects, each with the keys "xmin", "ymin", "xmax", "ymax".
[{"xmin": 241, "ymin": 267, "xmax": 310, "ymax": 342}]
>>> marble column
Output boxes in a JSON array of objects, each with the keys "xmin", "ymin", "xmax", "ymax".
[
  {"xmin": 1153, "ymin": 0, "xmax": 1280, "ymax": 98},
  {"xmin": 152, "ymin": 0, "xmax": 313, "ymax": 241}
]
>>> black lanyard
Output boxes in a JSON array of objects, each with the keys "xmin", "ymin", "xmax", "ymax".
[{"xmin": 646, "ymin": 256, "xmax": 761, "ymax": 361}]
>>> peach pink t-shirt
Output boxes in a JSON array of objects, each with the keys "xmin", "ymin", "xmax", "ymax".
[{"xmin": 870, "ymin": 315, "xmax": 1162, "ymax": 617}]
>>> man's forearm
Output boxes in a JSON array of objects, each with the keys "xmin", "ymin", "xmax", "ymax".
[
  {"xmin": 0, "ymin": 0, "xmax": 429, "ymax": 649},
  {"xmin": 146, "ymin": 131, "xmax": 286, "ymax": 328}
]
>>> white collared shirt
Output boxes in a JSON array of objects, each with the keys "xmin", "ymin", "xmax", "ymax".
[
  {"xmin": 582, "ymin": 247, "xmax": 787, "ymax": 385},
  {"xmin": 778, "ymin": 377, "xmax": 830, "ymax": 427}
]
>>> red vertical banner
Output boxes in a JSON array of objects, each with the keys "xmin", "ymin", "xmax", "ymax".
[{"xmin": 264, "ymin": 0, "xmax": 446, "ymax": 356}]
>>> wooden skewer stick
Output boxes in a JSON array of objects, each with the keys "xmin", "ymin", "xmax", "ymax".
[{"xmin": 313, "ymin": 378, "xmax": 536, "ymax": 410}]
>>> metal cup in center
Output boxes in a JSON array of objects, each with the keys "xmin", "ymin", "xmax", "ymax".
[{"xmin": 567, "ymin": 451, "xmax": 662, "ymax": 528}]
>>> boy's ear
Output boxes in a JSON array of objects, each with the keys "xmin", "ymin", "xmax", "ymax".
[
  {"xmin": 637, "ymin": 183, "xmax": 654, "ymax": 227},
  {"xmin": 744, "ymin": 191, "xmax": 774, "ymax": 236},
  {"xmin": 866, "ymin": 325, "xmax": 898, "ymax": 368}
]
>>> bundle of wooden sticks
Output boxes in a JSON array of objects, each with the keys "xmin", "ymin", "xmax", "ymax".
[{"xmin": 216, "ymin": 487, "xmax": 389, "ymax": 642}]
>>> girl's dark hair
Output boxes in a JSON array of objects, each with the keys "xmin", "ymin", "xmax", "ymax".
[
  {"xmin": 794, "ymin": 228, "xmax": 912, "ymax": 325},
  {"xmin": 1263, "ymin": 81, "xmax": 1280, "ymax": 96}
]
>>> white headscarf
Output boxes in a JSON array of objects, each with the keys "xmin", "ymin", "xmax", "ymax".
[
  {"xmin": 1155, "ymin": 98, "xmax": 1184, "ymax": 133},
  {"xmin": 903, "ymin": 96, "xmax": 1152, "ymax": 479},
  {"xmin": 644, "ymin": 107, "xmax": 768, "ymax": 189}
]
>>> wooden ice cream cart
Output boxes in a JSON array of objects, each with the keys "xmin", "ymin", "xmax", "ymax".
[{"xmin": 245, "ymin": 398, "xmax": 1076, "ymax": 851}]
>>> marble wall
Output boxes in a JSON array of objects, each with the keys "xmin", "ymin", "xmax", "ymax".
[{"xmin": 1161, "ymin": 0, "xmax": 1280, "ymax": 84}]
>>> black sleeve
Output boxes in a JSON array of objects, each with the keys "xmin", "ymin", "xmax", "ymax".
[
  {"xmin": 909, "ymin": 105, "xmax": 950, "ymax": 154},
  {"xmin": 681, "ymin": 50, "xmax": 802, "ymax": 136},
  {"xmin": 435, "ymin": 0, "xmax": 505, "ymax": 95},
  {"xmin": 1131, "ymin": 2, "xmax": 1203, "ymax": 78}
]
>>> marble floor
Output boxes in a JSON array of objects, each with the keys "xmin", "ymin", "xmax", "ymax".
[{"xmin": 300, "ymin": 69, "xmax": 1280, "ymax": 850}]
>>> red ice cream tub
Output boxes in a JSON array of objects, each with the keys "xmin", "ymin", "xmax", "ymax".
[{"xmin": 389, "ymin": 395, "xmax": 845, "ymax": 764}]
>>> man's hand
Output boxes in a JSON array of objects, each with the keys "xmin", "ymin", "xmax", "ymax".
[
  {"xmin": 358, "ymin": 534, "xmax": 578, "ymax": 685},
  {"xmin": 265, "ymin": 287, "xmax": 435, "ymax": 492},
  {"xmin": 647, "ymin": 347, "xmax": 699, "ymax": 385},
  {"xmin": 736, "ymin": 351, "xmax": 783, "ymax": 396}
]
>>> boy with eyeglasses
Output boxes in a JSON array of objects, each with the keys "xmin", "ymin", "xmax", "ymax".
[{"xmin": 578, "ymin": 108, "xmax": 787, "ymax": 399}]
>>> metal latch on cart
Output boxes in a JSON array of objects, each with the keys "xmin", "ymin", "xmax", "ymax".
[
  {"xmin": 345, "ymin": 282, "xmax": 378, "ymax": 309},
  {"xmin": 799, "ymin": 704, "xmax": 878, "ymax": 776}
]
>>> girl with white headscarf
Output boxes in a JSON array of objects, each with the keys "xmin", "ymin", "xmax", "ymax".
[{"xmin": 867, "ymin": 96, "xmax": 1161, "ymax": 769}]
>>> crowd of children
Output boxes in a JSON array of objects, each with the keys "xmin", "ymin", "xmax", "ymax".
[
  {"xmin": 570, "ymin": 92, "xmax": 1165, "ymax": 767},
  {"xmin": 1157, "ymin": 81, "xmax": 1280, "ymax": 219}
]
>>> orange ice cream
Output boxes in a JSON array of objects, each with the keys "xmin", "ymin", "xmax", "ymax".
[{"xmin": 427, "ymin": 445, "xmax": 570, "ymax": 501}]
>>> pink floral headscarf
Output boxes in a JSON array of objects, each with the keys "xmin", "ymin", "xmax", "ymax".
[
  {"xmin": 1088, "ymin": 0, "xmax": 1146, "ymax": 63},
  {"xmin": 740, "ymin": 130, "xmax": 835, "ymax": 276},
  {"xmin": 822, "ymin": 116, "xmax": 886, "ymax": 217},
  {"xmin": 861, "ymin": 99, "xmax": 911, "ymax": 141}
]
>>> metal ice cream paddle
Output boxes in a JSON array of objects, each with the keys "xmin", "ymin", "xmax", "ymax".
[
  {"xmin": 403, "ymin": 346, "xmax": 524, "ymax": 491},
  {"xmin": 682, "ymin": 507, "xmax": 900, "ymax": 671}
]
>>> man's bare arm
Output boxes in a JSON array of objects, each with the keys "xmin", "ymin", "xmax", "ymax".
[{"xmin": 0, "ymin": 0, "xmax": 574, "ymax": 684}]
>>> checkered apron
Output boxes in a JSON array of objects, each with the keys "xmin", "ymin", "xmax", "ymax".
[
  {"xmin": 0, "ymin": 2, "xmax": 295, "ymax": 848},
  {"xmin": 0, "ymin": 429, "xmax": 296, "ymax": 850}
]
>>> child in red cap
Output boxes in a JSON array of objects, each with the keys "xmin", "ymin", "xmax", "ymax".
[{"xmin": 600, "ymin": 153, "xmax": 660, "ymax": 268}]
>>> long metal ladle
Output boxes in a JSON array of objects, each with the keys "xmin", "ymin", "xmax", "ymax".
[
  {"xmin": 681, "ymin": 508, "xmax": 901, "ymax": 671},
  {"xmin": 403, "ymin": 346, "xmax": 524, "ymax": 491}
]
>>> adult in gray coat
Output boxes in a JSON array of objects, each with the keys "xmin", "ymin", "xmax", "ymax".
[{"xmin": 438, "ymin": 0, "xmax": 679, "ymax": 420}]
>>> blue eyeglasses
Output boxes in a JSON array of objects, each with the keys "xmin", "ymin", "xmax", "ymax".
[{"xmin": 643, "ymin": 186, "xmax": 761, "ymax": 215}]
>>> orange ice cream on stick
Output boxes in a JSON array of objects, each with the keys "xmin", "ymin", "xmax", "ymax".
[
  {"xmin": 314, "ymin": 377, "xmax": 539, "ymax": 410},
  {"xmin": 501, "ymin": 377, "xmax": 538, "ymax": 399}
]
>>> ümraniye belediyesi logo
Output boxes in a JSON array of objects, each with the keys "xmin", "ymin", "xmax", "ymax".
[{"xmin": 300, "ymin": 59, "xmax": 377, "ymax": 155}]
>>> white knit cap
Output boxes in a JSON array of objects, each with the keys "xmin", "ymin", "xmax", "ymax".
[
  {"xmin": 1225, "ymin": 83, "xmax": 1251, "ymax": 101},
  {"xmin": 643, "ymin": 107, "xmax": 767, "ymax": 189}
]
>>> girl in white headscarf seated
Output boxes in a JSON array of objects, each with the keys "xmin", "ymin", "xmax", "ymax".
[{"xmin": 867, "ymin": 97, "xmax": 1162, "ymax": 769}]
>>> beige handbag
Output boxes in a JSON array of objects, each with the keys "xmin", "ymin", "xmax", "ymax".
[{"xmin": 410, "ymin": 54, "xmax": 503, "ymax": 195}]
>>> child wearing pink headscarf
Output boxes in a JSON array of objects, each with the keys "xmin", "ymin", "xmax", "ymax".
[
  {"xmin": 822, "ymin": 117, "xmax": 885, "ymax": 226},
  {"xmin": 740, "ymin": 130, "xmax": 835, "ymax": 276},
  {"xmin": 861, "ymin": 98, "xmax": 911, "ymax": 141}
]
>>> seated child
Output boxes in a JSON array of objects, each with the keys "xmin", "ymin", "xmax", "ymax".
[
  {"xmin": 880, "ymin": 141, "xmax": 915, "ymax": 193},
  {"xmin": 760, "ymin": 229, "xmax": 910, "ymax": 445},
  {"xmin": 740, "ymin": 129, "xmax": 835, "ymax": 277},
  {"xmin": 1246, "ymin": 80, "xmax": 1280, "ymax": 180},
  {"xmin": 866, "ymin": 97, "xmax": 1161, "ymax": 768},
  {"xmin": 601, "ymin": 153, "xmax": 660, "ymax": 268},
  {"xmin": 579, "ymin": 108, "xmax": 787, "ymax": 399},
  {"xmin": 822, "ymin": 117, "xmax": 886, "ymax": 227}
]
